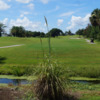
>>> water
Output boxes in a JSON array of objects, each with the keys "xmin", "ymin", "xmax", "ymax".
[
  {"xmin": 0, "ymin": 78, "xmax": 30, "ymax": 85},
  {"xmin": 0, "ymin": 78, "xmax": 100, "ymax": 85},
  {"xmin": 71, "ymin": 80, "xmax": 100, "ymax": 84}
]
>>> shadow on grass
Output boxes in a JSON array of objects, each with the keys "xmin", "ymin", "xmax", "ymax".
[{"xmin": 0, "ymin": 56, "xmax": 6, "ymax": 64}]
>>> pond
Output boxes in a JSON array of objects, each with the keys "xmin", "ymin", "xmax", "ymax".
[
  {"xmin": 71, "ymin": 80, "xmax": 100, "ymax": 84},
  {"xmin": 0, "ymin": 78, "xmax": 100, "ymax": 85},
  {"xmin": 0, "ymin": 78, "xmax": 31, "ymax": 85}
]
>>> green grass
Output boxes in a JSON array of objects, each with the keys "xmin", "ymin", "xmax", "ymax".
[
  {"xmin": 68, "ymin": 82, "xmax": 100, "ymax": 100},
  {"xmin": 0, "ymin": 36, "xmax": 98, "ymax": 65},
  {"xmin": 70, "ymin": 77, "xmax": 100, "ymax": 81},
  {"xmin": 0, "ymin": 36, "xmax": 100, "ymax": 78},
  {"xmin": 0, "ymin": 37, "xmax": 49, "ymax": 65},
  {"xmin": 80, "ymin": 96, "xmax": 100, "ymax": 100},
  {"xmin": 0, "ymin": 75, "xmax": 37, "ymax": 81},
  {"xmin": 0, "ymin": 75, "xmax": 27, "ymax": 79}
]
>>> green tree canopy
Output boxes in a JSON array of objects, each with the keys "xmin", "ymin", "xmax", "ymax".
[
  {"xmin": 90, "ymin": 8, "xmax": 100, "ymax": 27},
  {"xmin": 10, "ymin": 26, "xmax": 25, "ymax": 37},
  {"xmin": 65, "ymin": 30, "xmax": 73, "ymax": 35},
  {"xmin": 76, "ymin": 29, "xmax": 84, "ymax": 36},
  {"xmin": 10, "ymin": 26, "xmax": 45, "ymax": 37},
  {"xmin": 46, "ymin": 28, "xmax": 63, "ymax": 37}
]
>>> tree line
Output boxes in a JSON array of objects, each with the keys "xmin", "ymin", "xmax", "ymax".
[
  {"xmin": 0, "ymin": 23, "xmax": 74, "ymax": 38},
  {"xmin": 76, "ymin": 8, "xmax": 100, "ymax": 41}
]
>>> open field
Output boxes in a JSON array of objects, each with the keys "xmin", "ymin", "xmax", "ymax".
[{"xmin": 0, "ymin": 36, "xmax": 100, "ymax": 78}]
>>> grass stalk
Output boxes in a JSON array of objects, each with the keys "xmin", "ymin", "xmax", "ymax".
[
  {"xmin": 44, "ymin": 16, "xmax": 51, "ymax": 62},
  {"xmin": 39, "ymin": 36, "xmax": 45, "ymax": 63}
]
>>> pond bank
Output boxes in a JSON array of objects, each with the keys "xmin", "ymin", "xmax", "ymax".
[
  {"xmin": 70, "ymin": 77, "xmax": 100, "ymax": 84},
  {"xmin": 70, "ymin": 77, "xmax": 100, "ymax": 81},
  {"xmin": 0, "ymin": 75, "xmax": 36, "ymax": 81},
  {"xmin": 0, "ymin": 75, "xmax": 36, "ymax": 86}
]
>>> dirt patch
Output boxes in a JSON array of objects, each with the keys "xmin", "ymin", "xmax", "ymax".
[
  {"xmin": 0, "ymin": 87, "xmax": 24, "ymax": 100},
  {"xmin": 70, "ymin": 38, "xmax": 81, "ymax": 39}
]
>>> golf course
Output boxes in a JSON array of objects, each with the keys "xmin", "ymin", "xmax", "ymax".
[{"xmin": 0, "ymin": 36, "xmax": 100, "ymax": 77}]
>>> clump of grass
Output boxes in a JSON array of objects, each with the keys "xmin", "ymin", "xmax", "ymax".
[{"xmin": 34, "ymin": 60, "xmax": 65, "ymax": 100}]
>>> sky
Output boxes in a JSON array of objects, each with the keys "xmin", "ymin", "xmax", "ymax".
[{"xmin": 0, "ymin": 0, "xmax": 100, "ymax": 34}]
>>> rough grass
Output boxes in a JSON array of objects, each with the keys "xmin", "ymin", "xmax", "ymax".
[
  {"xmin": 0, "ymin": 36, "xmax": 100, "ymax": 78},
  {"xmin": 68, "ymin": 82, "xmax": 100, "ymax": 100}
]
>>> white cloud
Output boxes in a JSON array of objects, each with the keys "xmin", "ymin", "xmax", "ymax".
[
  {"xmin": 16, "ymin": 0, "xmax": 32, "ymax": 3},
  {"xmin": 10, "ymin": 17, "xmax": 41, "ymax": 31},
  {"xmin": 0, "ymin": 16, "xmax": 47, "ymax": 33},
  {"xmin": 57, "ymin": 19, "xmax": 63, "ymax": 26},
  {"xmin": 60, "ymin": 11, "xmax": 74, "ymax": 17},
  {"xmin": 1, "ymin": 17, "xmax": 46, "ymax": 33},
  {"xmin": 20, "ymin": 11, "xmax": 30, "ymax": 17},
  {"xmin": 2, "ymin": 18, "xmax": 8, "ymax": 24},
  {"xmin": 27, "ymin": 3, "xmax": 34, "ymax": 9},
  {"xmin": 0, "ymin": 0, "xmax": 10, "ymax": 10},
  {"xmin": 40, "ymin": 0, "xmax": 49, "ymax": 4},
  {"xmin": 66, "ymin": 14, "xmax": 91, "ymax": 32}
]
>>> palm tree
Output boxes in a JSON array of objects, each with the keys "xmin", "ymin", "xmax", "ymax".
[
  {"xmin": 89, "ymin": 9, "xmax": 100, "ymax": 41},
  {"xmin": 90, "ymin": 9, "xmax": 100, "ymax": 27}
]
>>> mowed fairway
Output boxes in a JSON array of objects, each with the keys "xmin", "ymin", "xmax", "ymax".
[{"xmin": 0, "ymin": 36, "xmax": 100, "ymax": 77}]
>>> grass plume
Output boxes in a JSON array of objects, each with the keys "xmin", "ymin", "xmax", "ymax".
[
  {"xmin": 33, "ymin": 17, "xmax": 65, "ymax": 100},
  {"xmin": 44, "ymin": 16, "xmax": 51, "ymax": 60}
]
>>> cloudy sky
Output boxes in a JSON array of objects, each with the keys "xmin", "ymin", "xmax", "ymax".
[{"xmin": 0, "ymin": 0, "xmax": 100, "ymax": 33}]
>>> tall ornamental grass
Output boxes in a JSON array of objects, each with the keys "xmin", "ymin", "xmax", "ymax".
[
  {"xmin": 34, "ymin": 17, "xmax": 65, "ymax": 100},
  {"xmin": 34, "ymin": 60, "xmax": 65, "ymax": 100}
]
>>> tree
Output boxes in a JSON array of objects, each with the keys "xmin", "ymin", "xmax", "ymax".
[
  {"xmin": 0, "ymin": 23, "xmax": 6, "ymax": 37},
  {"xmin": 67, "ymin": 30, "xmax": 72, "ymax": 35},
  {"xmin": 90, "ymin": 26, "xmax": 100, "ymax": 39},
  {"xmin": 10, "ymin": 26, "xmax": 46, "ymax": 37},
  {"xmin": 76, "ymin": 29, "xmax": 84, "ymax": 37},
  {"xmin": 90, "ymin": 8, "xmax": 100, "ymax": 27},
  {"xmin": 40, "ymin": 32, "xmax": 45, "ymax": 37},
  {"xmin": 10, "ymin": 26, "xmax": 25, "ymax": 37},
  {"xmin": 83, "ymin": 24, "xmax": 92, "ymax": 38},
  {"xmin": 89, "ymin": 9, "xmax": 100, "ymax": 41},
  {"xmin": 46, "ymin": 28, "xmax": 63, "ymax": 37},
  {"xmin": 65, "ymin": 30, "xmax": 73, "ymax": 35},
  {"xmin": 78, "ymin": 8, "xmax": 100, "ymax": 41},
  {"xmin": 97, "ymin": 32, "xmax": 100, "ymax": 40}
]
